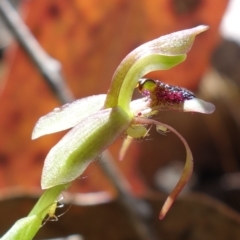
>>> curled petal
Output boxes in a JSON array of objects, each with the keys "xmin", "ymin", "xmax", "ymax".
[
  {"xmin": 32, "ymin": 94, "xmax": 106, "ymax": 139},
  {"xmin": 105, "ymin": 26, "xmax": 209, "ymax": 110},
  {"xmin": 136, "ymin": 25, "xmax": 209, "ymax": 56},
  {"xmin": 133, "ymin": 117, "xmax": 193, "ymax": 219}
]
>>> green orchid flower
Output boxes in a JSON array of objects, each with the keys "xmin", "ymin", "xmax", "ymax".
[
  {"xmin": 2, "ymin": 25, "xmax": 215, "ymax": 240},
  {"xmin": 32, "ymin": 25, "xmax": 214, "ymax": 218}
]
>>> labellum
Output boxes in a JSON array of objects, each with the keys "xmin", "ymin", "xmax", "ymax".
[{"xmin": 137, "ymin": 78, "xmax": 195, "ymax": 106}]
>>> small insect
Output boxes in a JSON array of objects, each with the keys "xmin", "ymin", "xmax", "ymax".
[
  {"xmin": 156, "ymin": 124, "xmax": 169, "ymax": 135},
  {"xmin": 136, "ymin": 109, "xmax": 159, "ymax": 118},
  {"xmin": 42, "ymin": 196, "xmax": 70, "ymax": 226},
  {"xmin": 126, "ymin": 124, "xmax": 150, "ymax": 140},
  {"xmin": 46, "ymin": 201, "xmax": 60, "ymax": 221},
  {"xmin": 137, "ymin": 78, "xmax": 195, "ymax": 105}
]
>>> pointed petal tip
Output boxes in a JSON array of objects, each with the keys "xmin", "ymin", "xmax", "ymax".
[
  {"xmin": 41, "ymin": 182, "xmax": 51, "ymax": 190},
  {"xmin": 31, "ymin": 120, "xmax": 48, "ymax": 139},
  {"xmin": 159, "ymin": 196, "xmax": 174, "ymax": 219},
  {"xmin": 193, "ymin": 25, "xmax": 209, "ymax": 35},
  {"xmin": 31, "ymin": 129, "xmax": 39, "ymax": 140},
  {"xmin": 159, "ymin": 211, "xmax": 167, "ymax": 220},
  {"xmin": 183, "ymin": 98, "xmax": 215, "ymax": 114},
  {"xmin": 31, "ymin": 134, "xmax": 36, "ymax": 140},
  {"xmin": 159, "ymin": 203, "xmax": 169, "ymax": 220}
]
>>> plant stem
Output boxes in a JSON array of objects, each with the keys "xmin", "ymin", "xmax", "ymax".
[
  {"xmin": 28, "ymin": 184, "xmax": 69, "ymax": 217},
  {"xmin": 101, "ymin": 151, "xmax": 158, "ymax": 240}
]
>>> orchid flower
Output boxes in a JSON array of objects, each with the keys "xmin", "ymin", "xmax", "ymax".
[
  {"xmin": 2, "ymin": 25, "xmax": 215, "ymax": 240},
  {"xmin": 33, "ymin": 25, "xmax": 214, "ymax": 217}
]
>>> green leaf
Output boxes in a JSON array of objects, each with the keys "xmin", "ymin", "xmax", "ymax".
[
  {"xmin": 32, "ymin": 94, "xmax": 106, "ymax": 139},
  {"xmin": 41, "ymin": 106, "xmax": 131, "ymax": 189}
]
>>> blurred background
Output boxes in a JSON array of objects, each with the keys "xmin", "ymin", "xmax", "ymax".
[{"xmin": 0, "ymin": 0, "xmax": 240, "ymax": 239}]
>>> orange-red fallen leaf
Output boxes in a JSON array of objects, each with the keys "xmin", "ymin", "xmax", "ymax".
[{"xmin": 0, "ymin": 0, "xmax": 228, "ymax": 197}]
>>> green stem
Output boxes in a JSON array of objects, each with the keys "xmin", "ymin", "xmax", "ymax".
[
  {"xmin": 1, "ymin": 184, "xmax": 69, "ymax": 240},
  {"xmin": 28, "ymin": 183, "xmax": 69, "ymax": 217}
]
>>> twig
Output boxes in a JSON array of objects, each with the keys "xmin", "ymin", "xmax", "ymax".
[
  {"xmin": 0, "ymin": 0, "xmax": 74, "ymax": 103},
  {"xmin": 102, "ymin": 151, "xmax": 158, "ymax": 240}
]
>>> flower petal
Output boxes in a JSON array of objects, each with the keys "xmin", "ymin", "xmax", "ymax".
[
  {"xmin": 183, "ymin": 98, "xmax": 215, "ymax": 114},
  {"xmin": 32, "ymin": 94, "xmax": 106, "ymax": 139},
  {"xmin": 152, "ymin": 98, "xmax": 216, "ymax": 114},
  {"xmin": 143, "ymin": 25, "xmax": 209, "ymax": 56},
  {"xmin": 134, "ymin": 117, "xmax": 193, "ymax": 219},
  {"xmin": 130, "ymin": 97, "xmax": 215, "ymax": 116},
  {"xmin": 41, "ymin": 106, "xmax": 131, "ymax": 189},
  {"xmin": 105, "ymin": 25, "xmax": 209, "ymax": 109}
]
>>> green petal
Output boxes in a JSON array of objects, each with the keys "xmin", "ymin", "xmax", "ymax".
[
  {"xmin": 144, "ymin": 25, "xmax": 209, "ymax": 56},
  {"xmin": 105, "ymin": 25, "xmax": 208, "ymax": 109},
  {"xmin": 32, "ymin": 94, "xmax": 106, "ymax": 139},
  {"xmin": 41, "ymin": 106, "xmax": 131, "ymax": 189}
]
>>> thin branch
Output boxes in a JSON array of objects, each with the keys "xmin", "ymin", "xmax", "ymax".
[
  {"xmin": 0, "ymin": 0, "xmax": 74, "ymax": 103},
  {"xmin": 102, "ymin": 151, "xmax": 158, "ymax": 240}
]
